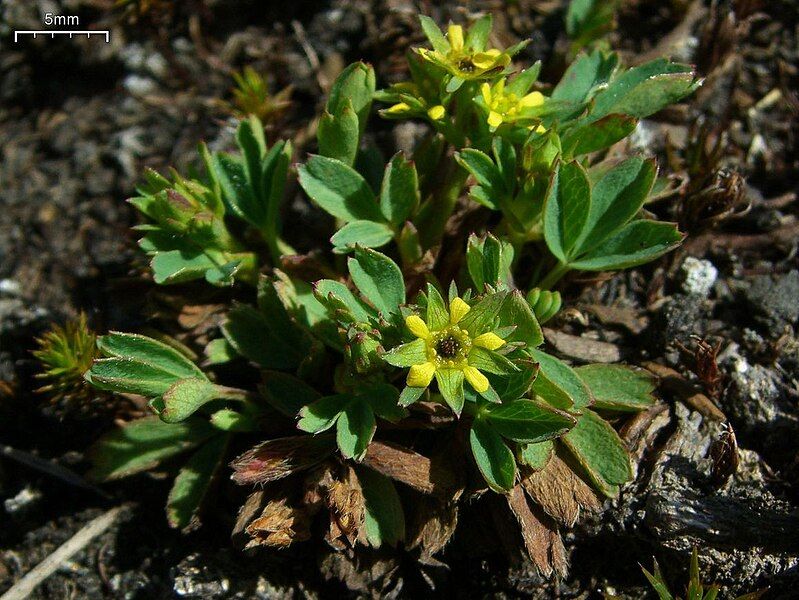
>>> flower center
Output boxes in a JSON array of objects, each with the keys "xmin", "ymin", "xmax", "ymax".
[{"xmin": 436, "ymin": 335, "xmax": 461, "ymax": 358}]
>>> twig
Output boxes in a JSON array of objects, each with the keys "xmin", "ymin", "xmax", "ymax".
[
  {"xmin": 0, "ymin": 445, "xmax": 111, "ymax": 500},
  {"xmin": 291, "ymin": 20, "xmax": 327, "ymax": 90},
  {"xmin": 0, "ymin": 505, "xmax": 127, "ymax": 600}
]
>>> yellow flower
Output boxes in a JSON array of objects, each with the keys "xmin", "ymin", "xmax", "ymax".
[
  {"xmin": 383, "ymin": 289, "xmax": 517, "ymax": 414},
  {"xmin": 416, "ymin": 20, "xmax": 513, "ymax": 82},
  {"xmin": 480, "ymin": 79, "xmax": 546, "ymax": 131}
]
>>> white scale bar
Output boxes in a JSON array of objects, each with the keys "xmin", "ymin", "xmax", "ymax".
[{"xmin": 14, "ymin": 30, "xmax": 110, "ymax": 43}]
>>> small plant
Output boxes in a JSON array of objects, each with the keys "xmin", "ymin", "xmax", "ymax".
[
  {"xmin": 228, "ymin": 66, "xmax": 292, "ymax": 123},
  {"xmin": 33, "ymin": 313, "xmax": 100, "ymax": 413},
  {"xmin": 38, "ymin": 12, "xmax": 701, "ymax": 573},
  {"xmin": 626, "ymin": 547, "xmax": 766, "ymax": 600}
]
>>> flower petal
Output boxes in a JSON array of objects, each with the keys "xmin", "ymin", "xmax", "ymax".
[
  {"xmin": 427, "ymin": 105, "xmax": 446, "ymax": 120},
  {"xmin": 481, "ymin": 82, "xmax": 492, "ymax": 105},
  {"xmin": 385, "ymin": 102, "xmax": 411, "ymax": 115},
  {"xmin": 447, "ymin": 24, "xmax": 464, "ymax": 51},
  {"xmin": 519, "ymin": 91, "xmax": 545, "ymax": 108},
  {"xmin": 473, "ymin": 332, "xmax": 506, "ymax": 350},
  {"xmin": 463, "ymin": 365, "xmax": 489, "ymax": 393},
  {"xmin": 407, "ymin": 361, "xmax": 436, "ymax": 388},
  {"xmin": 487, "ymin": 111, "xmax": 504, "ymax": 129},
  {"xmin": 405, "ymin": 315, "xmax": 430, "ymax": 340},
  {"xmin": 449, "ymin": 297, "xmax": 471, "ymax": 324}
]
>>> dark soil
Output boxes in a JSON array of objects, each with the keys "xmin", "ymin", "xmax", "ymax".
[{"xmin": 1, "ymin": 0, "xmax": 797, "ymax": 598}]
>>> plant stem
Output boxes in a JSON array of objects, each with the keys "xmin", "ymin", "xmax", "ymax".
[
  {"xmin": 415, "ymin": 163, "xmax": 469, "ymax": 249},
  {"xmin": 537, "ymin": 261, "xmax": 570, "ymax": 290}
]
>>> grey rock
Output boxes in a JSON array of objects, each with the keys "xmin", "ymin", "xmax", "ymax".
[
  {"xmin": 648, "ymin": 293, "xmax": 709, "ymax": 349},
  {"xmin": 744, "ymin": 270, "xmax": 799, "ymax": 332},
  {"xmin": 582, "ymin": 403, "xmax": 799, "ymax": 595},
  {"xmin": 173, "ymin": 554, "xmax": 231, "ymax": 599}
]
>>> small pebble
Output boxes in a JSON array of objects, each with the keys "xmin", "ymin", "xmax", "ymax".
[
  {"xmin": 0, "ymin": 279, "xmax": 21, "ymax": 297},
  {"xmin": 4, "ymin": 486, "xmax": 43, "ymax": 515},
  {"xmin": 680, "ymin": 257, "xmax": 718, "ymax": 297}
]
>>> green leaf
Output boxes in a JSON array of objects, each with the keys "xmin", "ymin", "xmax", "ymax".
[
  {"xmin": 468, "ymin": 347, "xmax": 519, "ymax": 375},
  {"xmin": 486, "ymin": 399, "xmax": 576, "ymax": 443},
  {"xmin": 236, "ymin": 116, "xmax": 266, "ymax": 200},
  {"xmin": 529, "ymin": 348, "xmax": 593, "ymax": 410},
  {"xmin": 574, "ymin": 157, "xmax": 656, "ymax": 255},
  {"xmin": 419, "ymin": 15, "xmax": 450, "ymax": 54},
  {"xmin": 435, "ymin": 368, "xmax": 464, "ymax": 415},
  {"xmin": 379, "ymin": 152, "xmax": 419, "ymax": 226},
  {"xmin": 209, "ymin": 409, "xmax": 258, "ymax": 432},
  {"xmin": 150, "ymin": 250, "xmax": 222, "ymax": 286},
  {"xmin": 326, "ymin": 62, "xmax": 376, "ymax": 135},
  {"xmin": 518, "ymin": 440, "xmax": 554, "ymax": 470},
  {"xmin": 492, "ymin": 359, "xmax": 540, "ymax": 402},
  {"xmin": 347, "ymin": 246, "xmax": 405, "ymax": 316},
  {"xmin": 569, "ymin": 220, "xmax": 683, "ymax": 270},
  {"xmin": 98, "ymin": 332, "xmax": 205, "ymax": 379},
  {"xmin": 210, "ymin": 152, "xmax": 257, "ymax": 224},
  {"xmin": 358, "ymin": 467, "xmax": 406, "ymax": 547},
  {"xmin": 543, "ymin": 160, "xmax": 592, "ymax": 262},
  {"xmin": 382, "ymin": 338, "xmax": 428, "ymax": 368},
  {"xmin": 204, "ymin": 338, "xmax": 236, "ymax": 365},
  {"xmin": 298, "ymin": 155, "xmax": 383, "ymax": 222},
  {"xmin": 575, "ymin": 364, "xmax": 656, "ymax": 412},
  {"xmin": 362, "ymin": 384, "xmax": 406, "ymax": 422},
  {"xmin": 456, "ymin": 149, "xmax": 504, "ymax": 210},
  {"xmin": 166, "ymin": 434, "xmax": 228, "ymax": 530},
  {"xmin": 425, "ymin": 283, "xmax": 450, "ymax": 330},
  {"xmin": 261, "ymin": 371, "xmax": 321, "ymax": 418},
  {"xmin": 86, "ymin": 416, "xmax": 215, "ymax": 481},
  {"xmin": 331, "ymin": 220, "xmax": 394, "ymax": 253},
  {"xmin": 465, "ymin": 14, "xmax": 492, "ymax": 51},
  {"xmin": 459, "ymin": 291, "xmax": 507, "ymax": 337},
  {"xmin": 88, "ymin": 359, "xmax": 184, "ymax": 397},
  {"xmin": 222, "ymin": 304, "xmax": 306, "ymax": 370},
  {"xmin": 337, "ymin": 398, "xmax": 376, "ymax": 460},
  {"xmin": 260, "ymin": 140, "xmax": 292, "ymax": 257},
  {"xmin": 297, "ymin": 394, "xmax": 350, "ymax": 434},
  {"xmin": 160, "ymin": 377, "xmax": 227, "ymax": 423},
  {"xmin": 552, "ymin": 50, "xmax": 619, "ymax": 104},
  {"xmin": 499, "ymin": 290, "xmax": 544, "ymax": 349},
  {"xmin": 318, "ymin": 101, "xmax": 359, "ymax": 166},
  {"xmin": 470, "ymin": 418, "xmax": 516, "ymax": 492},
  {"xmin": 561, "ymin": 113, "xmax": 637, "ymax": 157},
  {"xmin": 399, "ymin": 385, "xmax": 426, "ymax": 407},
  {"xmin": 314, "ymin": 279, "xmax": 374, "ymax": 323},
  {"xmin": 591, "ymin": 59, "xmax": 699, "ymax": 119},
  {"xmin": 566, "ymin": 0, "xmax": 619, "ymax": 49},
  {"xmin": 561, "ymin": 409, "xmax": 632, "ymax": 496}
]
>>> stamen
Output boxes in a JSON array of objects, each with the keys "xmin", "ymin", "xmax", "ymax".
[{"xmin": 436, "ymin": 335, "xmax": 461, "ymax": 358}]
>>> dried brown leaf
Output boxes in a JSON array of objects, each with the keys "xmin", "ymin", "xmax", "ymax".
[
  {"xmin": 326, "ymin": 465, "xmax": 366, "ymax": 549},
  {"xmin": 581, "ymin": 303, "xmax": 649, "ymax": 335},
  {"xmin": 407, "ymin": 496, "xmax": 459, "ymax": 558},
  {"xmin": 542, "ymin": 328, "xmax": 623, "ymax": 363},
  {"xmin": 520, "ymin": 453, "xmax": 600, "ymax": 527},
  {"xmin": 245, "ymin": 497, "xmax": 312, "ymax": 548},
  {"xmin": 230, "ymin": 436, "xmax": 335, "ymax": 486},
  {"xmin": 363, "ymin": 441, "xmax": 459, "ymax": 497},
  {"xmin": 506, "ymin": 485, "xmax": 568, "ymax": 578},
  {"xmin": 231, "ymin": 490, "xmax": 266, "ymax": 548}
]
